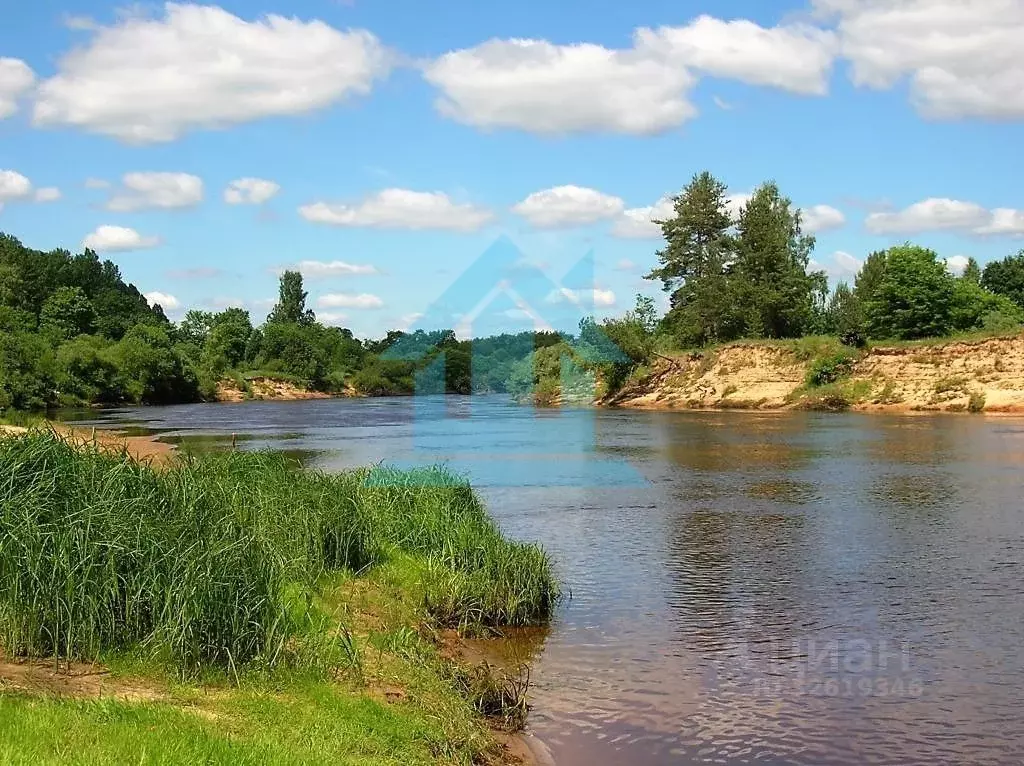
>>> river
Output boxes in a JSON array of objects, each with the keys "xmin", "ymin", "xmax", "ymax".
[{"xmin": 61, "ymin": 396, "xmax": 1024, "ymax": 766}]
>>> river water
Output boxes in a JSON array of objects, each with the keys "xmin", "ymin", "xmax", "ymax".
[{"xmin": 62, "ymin": 397, "xmax": 1024, "ymax": 766}]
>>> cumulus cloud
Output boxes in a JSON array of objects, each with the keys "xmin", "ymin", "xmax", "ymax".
[
  {"xmin": 512, "ymin": 185, "xmax": 624, "ymax": 228},
  {"xmin": 299, "ymin": 189, "xmax": 493, "ymax": 231},
  {"xmin": 813, "ymin": 250, "xmax": 863, "ymax": 281},
  {"xmin": 34, "ymin": 187, "xmax": 61, "ymax": 203},
  {"xmin": 0, "ymin": 58, "xmax": 34, "ymax": 119},
  {"xmin": 423, "ymin": 14, "xmax": 840, "ymax": 135},
  {"xmin": 144, "ymin": 291, "xmax": 180, "ymax": 310},
  {"xmin": 612, "ymin": 196, "xmax": 674, "ymax": 239},
  {"xmin": 106, "ymin": 172, "xmax": 203, "ymax": 212},
  {"xmin": 82, "ymin": 225, "xmax": 161, "ymax": 252},
  {"xmin": 818, "ymin": 0, "xmax": 1024, "ymax": 120},
  {"xmin": 864, "ymin": 198, "xmax": 1024, "ymax": 236},
  {"xmin": 637, "ymin": 15, "xmax": 838, "ymax": 95},
  {"xmin": 725, "ymin": 192, "xmax": 752, "ymax": 219},
  {"xmin": 317, "ymin": 311, "xmax": 349, "ymax": 326},
  {"xmin": 0, "ymin": 170, "xmax": 33, "ymax": 202},
  {"xmin": 945, "ymin": 255, "xmax": 971, "ymax": 275},
  {"xmin": 277, "ymin": 260, "xmax": 378, "ymax": 278},
  {"xmin": 317, "ymin": 292, "xmax": 384, "ymax": 309},
  {"xmin": 801, "ymin": 204, "xmax": 846, "ymax": 233},
  {"xmin": 32, "ymin": 3, "xmax": 392, "ymax": 142},
  {"xmin": 224, "ymin": 178, "xmax": 280, "ymax": 205},
  {"xmin": 424, "ymin": 38, "xmax": 697, "ymax": 135},
  {"xmin": 546, "ymin": 287, "xmax": 617, "ymax": 308}
]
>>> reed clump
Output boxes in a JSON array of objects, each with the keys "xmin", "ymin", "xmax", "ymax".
[{"xmin": 0, "ymin": 431, "xmax": 558, "ymax": 675}]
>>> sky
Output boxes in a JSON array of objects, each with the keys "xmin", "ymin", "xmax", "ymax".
[{"xmin": 0, "ymin": 0, "xmax": 1022, "ymax": 339}]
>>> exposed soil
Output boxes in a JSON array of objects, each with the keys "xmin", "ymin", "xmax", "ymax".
[
  {"xmin": 0, "ymin": 656, "xmax": 164, "ymax": 702},
  {"xmin": 216, "ymin": 376, "xmax": 361, "ymax": 403},
  {"xmin": 607, "ymin": 333, "xmax": 1024, "ymax": 414},
  {"xmin": 1, "ymin": 423, "xmax": 176, "ymax": 465}
]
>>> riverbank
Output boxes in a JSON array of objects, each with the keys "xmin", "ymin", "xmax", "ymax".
[
  {"xmin": 604, "ymin": 332, "xmax": 1024, "ymax": 414},
  {"xmin": 0, "ymin": 430, "xmax": 558, "ymax": 765}
]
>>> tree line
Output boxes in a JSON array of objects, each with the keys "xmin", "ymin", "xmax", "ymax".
[
  {"xmin": 645, "ymin": 171, "xmax": 1024, "ymax": 349},
  {"xmin": 0, "ymin": 232, "xmax": 566, "ymax": 410},
  {"xmin": 3, "ymin": 184, "xmax": 1024, "ymax": 412}
]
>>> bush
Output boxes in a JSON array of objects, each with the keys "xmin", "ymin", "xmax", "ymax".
[{"xmin": 806, "ymin": 352, "xmax": 856, "ymax": 387}]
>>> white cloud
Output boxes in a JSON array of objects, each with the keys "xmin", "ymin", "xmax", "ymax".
[
  {"xmin": 423, "ymin": 37, "xmax": 697, "ymax": 135},
  {"xmin": 864, "ymin": 198, "xmax": 1016, "ymax": 236},
  {"xmin": 82, "ymin": 225, "xmax": 161, "ymax": 252},
  {"xmin": 33, "ymin": 3, "xmax": 392, "ymax": 142},
  {"xmin": 0, "ymin": 170, "xmax": 33, "ymax": 202},
  {"xmin": 144, "ymin": 291, "xmax": 180, "ymax": 310},
  {"xmin": 318, "ymin": 292, "xmax": 384, "ymax": 309},
  {"xmin": 945, "ymin": 255, "xmax": 970, "ymax": 275},
  {"xmin": 512, "ymin": 185, "xmax": 624, "ymax": 228},
  {"xmin": 612, "ymin": 195, "xmax": 674, "ymax": 239},
  {"xmin": 224, "ymin": 178, "xmax": 280, "ymax": 205},
  {"xmin": 614, "ymin": 258, "xmax": 639, "ymax": 272},
  {"xmin": 0, "ymin": 58, "xmax": 34, "ymax": 119},
  {"xmin": 726, "ymin": 192, "xmax": 752, "ymax": 219},
  {"xmin": 280, "ymin": 260, "xmax": 378, "ymax": 278},
  {"xmin": 299, "ymin": 189, "xmax": 493, "ymax": 231},
  {"xmin": 976, "ymin": 209, "xmax": 1024, "ymax": 237},
  {"xmin": 317, "ymin": 311, "xmax": 349, "ymax": 326},
  {"xmin": 713, "ymin": 95, "xmax": 735, "ymax": 110},
  {"xmin": 814, "ymin": 250, "xmax": 863, "ymax": 282},
  {"xmin": 84, "ymin": 177, "xmax": 110, "ymax": 189},
  {"xmin": 106, "ymin": 172, "xmax": 203, "ymax": 212},
  {"xmin": 34, "ymin": 187, "xmax": 61, "ymax": 203},
  {"xmin": 637, "ymin": 15, "xmax": 838, "ymax": 95},
  {"xmin": 802, "ymin": 204, "xmax": 846, "ymax": 233},
  {"xmin": 819, "ymin": 0, "xmax": 1024, "ymax": 119},
  {"xmin": 546, "ymin": 287, "xmax": 617, "ymax": 308},
  {"xmin": 396, "ymin": 312, "xmax": 424, "ymax": 331}
]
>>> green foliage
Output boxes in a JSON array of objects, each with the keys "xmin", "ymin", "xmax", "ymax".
[
  {"xmin": 0, "ymin": 432, "xmax": 558, "ymax": 673},
  {"xmin": 806, "ymin": 351, "xmax": 856, "ymax": 387},
  {"xmin": 267, "ymin": 270, "xmax": 314, "ymax": 326},
  {"xmin": 862, "ymin": 245, "xmax": 955, "ymax": 340},
  {"xmin": 968, "ymin": 391, "xmax": 986, "ymax": 412},
  {"xmin": 113, "ymin": 325, "xmax": 200, "ymax": 404},
  {"xmin": 650, "ymin": 175, "xmax": 824, "ymax": 347},
  {"xmin": 982, "ymin": 251, "xmax": 1024, "ymax": 311},
  {"xmin": 40, "ymin": 287, "xmax": 96, "ymax": 341},
  {"xmin": 951, "ymin": 277, "xmax": 1024, "ymax": 333}
]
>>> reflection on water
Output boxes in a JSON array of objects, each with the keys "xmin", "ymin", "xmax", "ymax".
[{"xmin": 60, "ymin": 401, "xmax": 1024, "ymax": 766}]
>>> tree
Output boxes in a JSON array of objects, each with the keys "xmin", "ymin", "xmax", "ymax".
[
  {"xmin": 179, "ymin": 310, "xmax": 214, "ymax": 347},
  {"xmin": 863, "ymin": 245, "xmax": 955, "ymax": 340},
  {"xmin": 962, "ymin": 257, "xmax": 982, "ymax": 285},
  {"xmin": 114, "ymin": 325, "xmax": 199, "ymax": 404},
  {"xmin": 647, "ymin": 172, "xmax": 738, "ymax": 346},
  {"xmin": 821, "ymin": 282, "xmax": 866, "ymax": 345},
  {"xmin": 202, "ymin": 308, "xmax": 253, "ymax": 371},
  {"xmin": 731, "ymin": 182, "xmax": 824, "ymax": 338},
  {"xmin": 39, "ymin": 286, "xmax": 96, "ymax": 341},
  {"xmin": 950, "ymin": 277, "xmax": 1023, "ymax": 332},
  {"xmin": 647, "ymin": 172, "xmax": 734, "ymax": 292},
  {"xmin": 267, "ymin": 271, "xmax": 314, "ymax": 326},
  {"xmin": 982, "ymin": 251, "xmax": 1024, "ymax": 310}
]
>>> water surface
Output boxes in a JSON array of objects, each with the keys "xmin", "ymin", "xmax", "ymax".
[{"xmin": 62, "ymin": 398, "xmax": 1024, "ymax": 766}]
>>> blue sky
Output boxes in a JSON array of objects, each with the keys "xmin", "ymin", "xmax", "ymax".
[{"xmin": 1, "ymin": 0, "xmax": 1022, "ymax": 338}]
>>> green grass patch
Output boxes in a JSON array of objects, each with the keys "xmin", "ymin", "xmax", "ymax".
[{"xmin": 0, "ymin": 432, "xmax": 558, "ymax": 676}]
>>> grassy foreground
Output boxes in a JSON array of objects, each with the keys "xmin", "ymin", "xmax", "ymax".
[{"xmin": 0, "ymin": 431, "xmax": 558, "ymax": 765}]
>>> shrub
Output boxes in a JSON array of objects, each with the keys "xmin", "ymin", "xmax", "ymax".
[{"xmin": 806, "ymin": 352, "xmax": 856, "ymax": 387}]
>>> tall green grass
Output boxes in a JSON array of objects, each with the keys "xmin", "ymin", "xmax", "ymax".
[{"xmin": 0, "ymin": 432, "xmax": 558, "ymax": 674}]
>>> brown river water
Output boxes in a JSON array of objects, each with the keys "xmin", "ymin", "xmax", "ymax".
[{"xmin": 63, "ymin": 397, "xmax": 1024, "ymax": 766}]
